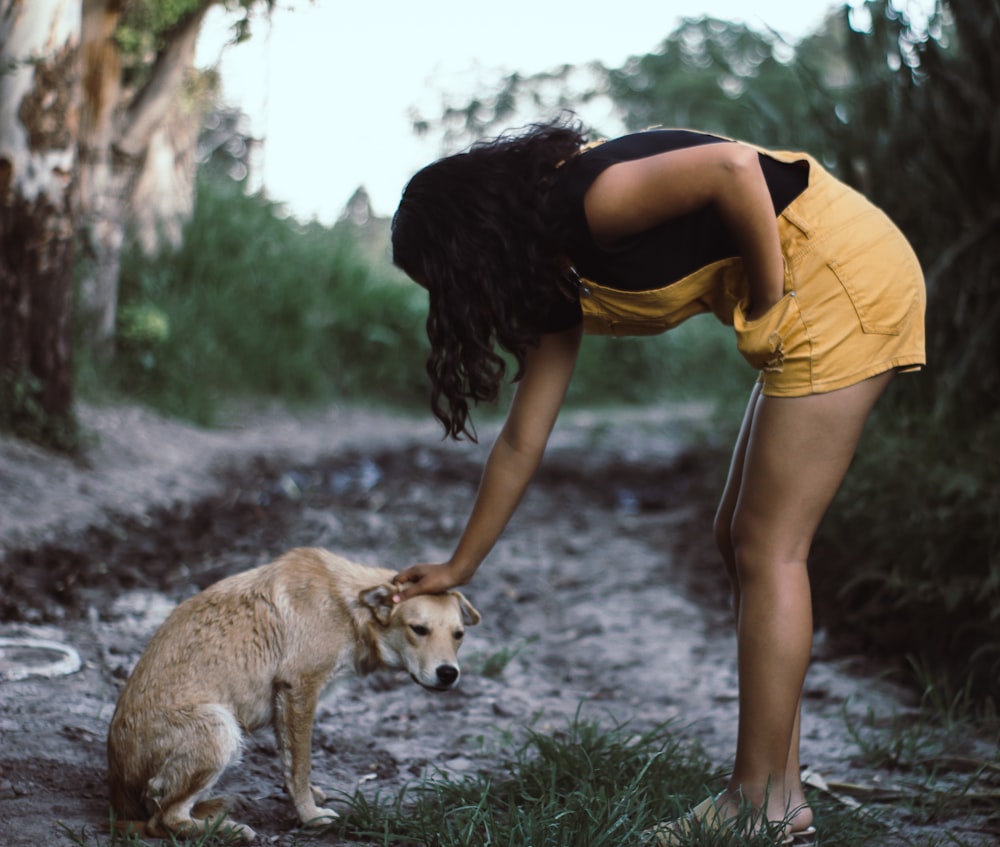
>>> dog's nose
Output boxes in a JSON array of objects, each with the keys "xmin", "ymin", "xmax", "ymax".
[{"xmin": 435, "ymin": 665, "xmax": 459, "ymax": 687}]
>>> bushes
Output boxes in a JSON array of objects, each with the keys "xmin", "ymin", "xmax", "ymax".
[
  {"xmin": 90, "ymin": 177, "xmax": 430, "ymax": 424},
  {"xmin": 816, "ymin": 410, "xmax": 1000, "ymax": 699},
  {"xmin": 90, "ymin": 174, "xmax": 750, "ymax": 427},
  {"xmin": 803, "ymin": 0, "xmax": 1000, "ymax": 705}
]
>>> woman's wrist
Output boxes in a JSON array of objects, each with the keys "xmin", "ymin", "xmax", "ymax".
[
  {"xmin": 744, "ymin": 289, "xmax": 783, "ymax": 321},
  {"xmin": 447, "ymin": 557, "xmax": 480, "ymax": 585}
]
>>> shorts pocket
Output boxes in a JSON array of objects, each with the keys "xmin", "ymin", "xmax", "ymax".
[
  {"xmin": 733, "ymin": 292, "xmax": 806, "ymax": 373},
  {"xmin": 826, "ymin": 214, "xmax": 922, "ymax": 335}
]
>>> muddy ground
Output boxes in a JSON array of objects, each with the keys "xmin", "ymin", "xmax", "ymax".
[{"xmin": 0, "ymin": 403, "xmax": 995, "ymax": 846}]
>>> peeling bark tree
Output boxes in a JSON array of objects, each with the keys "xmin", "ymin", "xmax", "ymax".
[
  {"xmin": 77, "ymin": 0, "xmax": 211, "ymax": 351},
  {"xmin": 0, "ymin": 0, "xmax": 81, "ymax": 437}
]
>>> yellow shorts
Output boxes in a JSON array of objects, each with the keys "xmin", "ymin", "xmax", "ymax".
[
  {"xmin": 576, "ymin": 151, "xmax": 927, "ymax": 397},
  {"xmin": 733, "ymin": 153, "xmax": 926, "ymax": 396}
]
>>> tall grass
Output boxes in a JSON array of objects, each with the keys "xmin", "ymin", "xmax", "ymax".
[
  {"xmin": 798, "ymin": 0, "xmax": 1000, "ymax": 708},
  {"xmin": 79, "ymin": 177, "xmax": 430, "ymax": 424},
  {"xmin": 816, "ymin": 409, "xmax": 1000, "ymax": 701}
]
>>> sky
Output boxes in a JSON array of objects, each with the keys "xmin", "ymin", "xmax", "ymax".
[{"xmin": 193, "ymin": 0, "xmax": 921, "ymax": 223}]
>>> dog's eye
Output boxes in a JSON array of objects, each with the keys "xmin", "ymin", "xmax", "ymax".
[
  {"xmin": 410, "ymin": 624, "xmax": 430, "ymax": 637},
  {"xmin": 453, "ymin": 630, "xmax": 465, "ymax": 641}
]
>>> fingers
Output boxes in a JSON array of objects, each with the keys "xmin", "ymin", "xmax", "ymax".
[{"xmin": 392, "ymin": 563, "xmax": 466, "ymax": 601}]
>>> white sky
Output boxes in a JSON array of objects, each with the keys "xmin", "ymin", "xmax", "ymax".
[{"xmin": 194, "ymin": 0, "xmax": 926, "ymax": 222}]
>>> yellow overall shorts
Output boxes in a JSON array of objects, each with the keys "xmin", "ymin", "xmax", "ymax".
[{"xmin": 573, "ymin": 148, "xmax": 927, "ymax": 396}]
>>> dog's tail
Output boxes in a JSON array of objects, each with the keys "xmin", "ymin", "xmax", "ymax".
[{"xmin": 107, "ymin": 772, "xmax": 147, "ymax": 822}]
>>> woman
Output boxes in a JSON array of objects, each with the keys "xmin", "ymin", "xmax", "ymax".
[{"xmin": 389, "ymin": 118, "xmax": 925, "ymax": 845}]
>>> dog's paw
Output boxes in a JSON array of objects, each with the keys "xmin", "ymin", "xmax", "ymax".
[
  {"xmin": 224, "ymin": 821, "xmax": 257, "ymax": 842},
  {"xmin": 310, "ymin": 784, "xmax": 327, "ymax": 804},
  {"xmin": 300, "ymin": 806, "xmax": 339, "ymax": 828}
]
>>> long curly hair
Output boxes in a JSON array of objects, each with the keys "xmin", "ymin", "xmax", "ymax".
[{"xmin": 391, "ymin": 117, "xmax": 587, "ymax": 440}]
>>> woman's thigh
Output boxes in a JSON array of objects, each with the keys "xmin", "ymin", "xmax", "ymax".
[{"xmin": 729, "ymin": 372, "xmax": 894, "ymax": 567}]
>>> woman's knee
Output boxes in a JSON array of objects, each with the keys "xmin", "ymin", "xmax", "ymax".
[{"xmin": 729, "ymin": 513, "xmax": 809, "ymax": 582}]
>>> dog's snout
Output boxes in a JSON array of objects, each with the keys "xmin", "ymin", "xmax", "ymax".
[{"xmin": 436, "ymin": 665, "xmax": 459, "ymax": 687}]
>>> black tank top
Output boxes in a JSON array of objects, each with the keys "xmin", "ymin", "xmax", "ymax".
[{"xmin": 540, "ymin": 129, "xmax": 809, "ymax": 332}]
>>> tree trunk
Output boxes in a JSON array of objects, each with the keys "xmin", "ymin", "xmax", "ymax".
[
  {"xmin": 130, "ymin": 75, "xmax": 214, "ymax": 254},
  {"xmin": 0, "ymin": 0, "xmax": 82, "ymax": 438},
  {"xmin": 76, "ymin": 0, "xmax": 212, "ymax": 352},
  {"xmin": 75, "ymin": 0, "xmax": 125, "ymax": 352}
]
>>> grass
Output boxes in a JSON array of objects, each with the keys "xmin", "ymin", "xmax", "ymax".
[
  {"xmin": 77, "ymin": 176, "xmax": 432, "ymax": 425},
  {"xmin": 58, "ymin": 714, "xmax": 1000, "ymax": 847},
  {"xmin": 812, "ymin": 407, "xmax": 1000, "ymax": 706}
]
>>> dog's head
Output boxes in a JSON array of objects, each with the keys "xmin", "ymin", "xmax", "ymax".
[{"xmin": 359, "ymin": 585, "xmax": 481, "ymax": 691}]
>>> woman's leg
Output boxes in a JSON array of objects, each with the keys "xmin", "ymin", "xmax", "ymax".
[
  {"xmin": 714, "ymin": 381, "xmax": 763, "ymax": 617},
  {"xmin": 714, "ymin": 384, "xmax": 812, "ymax": 830},
  {"xmin": 713, "ymin": 373, "xmax": 893, "ymax": 834}
]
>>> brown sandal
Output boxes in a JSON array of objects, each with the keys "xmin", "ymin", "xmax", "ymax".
[{"xmin": 646, "ymin": 795, "xmax": 794, "ymax": 846}]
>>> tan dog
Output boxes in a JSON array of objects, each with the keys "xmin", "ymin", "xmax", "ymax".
[{"xmin": 107, "ymin": 547, "xmax": 480, "ymax": 841}]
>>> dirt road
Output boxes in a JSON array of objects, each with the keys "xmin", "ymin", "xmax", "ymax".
[{"xmin": 0, "ymin": 404, "xmax": 993, "ymax": 845}]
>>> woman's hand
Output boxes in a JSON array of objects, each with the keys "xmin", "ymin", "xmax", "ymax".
[{"xmin": 393, "ymin": 561, "xmax": 472, "ymax": 601}]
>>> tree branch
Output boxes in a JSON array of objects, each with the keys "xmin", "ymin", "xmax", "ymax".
[{"xmin": 116, "ymin": 1, "xmax": 215, "ymax": 158}]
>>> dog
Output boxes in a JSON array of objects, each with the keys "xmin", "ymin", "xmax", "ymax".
[{"xmin": 106, "ymin": 547, "xmax": 480, "ymax": 841}]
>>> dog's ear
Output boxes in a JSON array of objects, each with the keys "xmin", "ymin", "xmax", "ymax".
[
  {"xmin": 359, "ymin": 584, "xmax": 396, "ymax": 626},
  {"xmin": 451, "ymin": 591, "xmax": 481, "ymax": 627}
]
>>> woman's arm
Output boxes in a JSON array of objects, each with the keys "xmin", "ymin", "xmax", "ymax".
[
  {"xmin": 584, "ymin": 141, "xmax": 785, "ymax": 320},
  {"xmin": 394, "ymin": 323, "xmax": 583, "ymax": 599}
]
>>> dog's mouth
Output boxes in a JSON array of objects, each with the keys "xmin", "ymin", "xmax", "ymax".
[{"xmin": 411, "ymin": 674, "xmax": 457, "ymax": 692}]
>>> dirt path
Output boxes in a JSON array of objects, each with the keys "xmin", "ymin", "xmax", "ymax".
[{"xmin": 0, "ymin": 403, "xmax": 994, "ymax": 845}]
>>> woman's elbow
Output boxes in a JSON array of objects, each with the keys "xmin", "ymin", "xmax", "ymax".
[{"xmin": 721, "ymin": 143, "xmax": 761, "ymax": 177}]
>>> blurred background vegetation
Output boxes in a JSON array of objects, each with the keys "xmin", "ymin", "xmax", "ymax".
[{"xmin": 3, "ymin": 0, "xmax": 997, "ymax": 712}]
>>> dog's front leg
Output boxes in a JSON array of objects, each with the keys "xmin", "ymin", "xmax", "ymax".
[{"xmin": 272, "ymin": 680, "xmax": 338, "ymax": 828}]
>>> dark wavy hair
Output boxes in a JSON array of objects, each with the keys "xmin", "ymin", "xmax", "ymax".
[{"xmin": 391, "ymin": 117, "xmax": 587, "ymax": 440}]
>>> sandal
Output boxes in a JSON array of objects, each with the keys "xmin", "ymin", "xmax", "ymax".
[{"xmin": 645, "ymin": 795, "xmax": 794, "ymax": 846}]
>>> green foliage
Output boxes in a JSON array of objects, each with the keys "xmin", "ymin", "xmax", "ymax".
[
  {"xmin": 817, "ymin": 409, "xmax": 1000, "ymax": 701},
  {"xmin": 605, "ymin": 17, "xmax": 818, "ymax": 149},
  {"xmin": 331, "ymin": 718, "xmax": 736, "ymax": 846},
  {"xmin": 55, "ymin": 716, "xmax": 995, "ymax": 846},
  {"xmin": 116, "ymin": 0, "xmax": 274, "ymax": 89},
  {"xmin": 798, "ymin": 0, "xmax": 1000, "ymax": 705},
  {"xmin": 844, "ymin": 656, "xmax": 997, "ymax": 772},
  {"xmin": 85, "ymin": 175, "xmax": 430, "ymax": 424},
  {"xmin": 570, "ymin": 318, "xmax": 751, "ymax": 415},
  {"xmin": 81, "ymin": 170, "xmax": 746, "ymax": 427}
]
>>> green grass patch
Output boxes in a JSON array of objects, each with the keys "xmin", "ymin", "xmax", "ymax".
[{"xmin": 58, "ymin": 714, "xmax": 999, "ymax": 847}]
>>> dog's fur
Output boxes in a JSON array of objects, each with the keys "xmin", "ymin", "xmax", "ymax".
[{"xmin": 107, "ymin": 547, "xmax": 480, "ymax": 841}]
